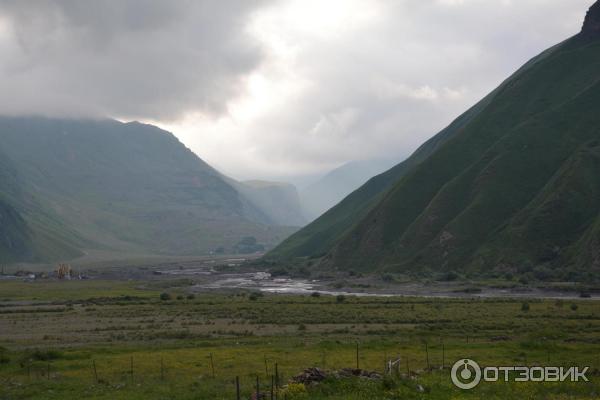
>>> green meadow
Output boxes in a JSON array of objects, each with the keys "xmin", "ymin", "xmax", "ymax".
[{"xmin": 1, "ymin": 280, "xmax": 599, "ymax": 399}]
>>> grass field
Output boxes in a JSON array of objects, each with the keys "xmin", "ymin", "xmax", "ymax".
[{"xmin": 1, "ymin": 280, "xmax": 599, "ymax": 399}]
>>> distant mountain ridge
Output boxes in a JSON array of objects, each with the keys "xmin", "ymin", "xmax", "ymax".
[
  {"xmin": 231, "ymin": 179, "xmax": 306, "ymax": 227},
  {"xmin": 267, "ymin": 1, "xmax": 600, "ymax": 281},
  {"xmin": 300, "ymin": 158, "xmax": 398, "ymax": 221},
  {"xmin": 0, "ymin": 116, "xmax": 300, "ymax": 263}
]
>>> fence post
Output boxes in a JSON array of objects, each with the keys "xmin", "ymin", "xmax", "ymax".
[
  {"xmin": 275, "ymin": 363, "xmax": 279, "ymax": 389},
  {"xmin": 47, "ymin": 362, "xmax": 50, "ymax": 380},
  {"xmin": 425, "ymin": 342, "xmax": 430, "ymax": 370},
  {"xmin": 264, "ymin": 355, "xmax": 269, "ymax": 378},
  {"xmin": 161, "ymin": 357, "xmax": 164, "ymax": 381},
  {"xmin": 441, "ymin": 339, "xmax": 445, "ymax": 370},
  {"xmin": 130, "ymin": 356, "xmax": 134, "ymax": 382},
  {"xmin": 93, "ymin": 360, "xmax": 98, "ymax": 383},
  {"xmin": 356, "ymin": 342, "xmax": 359, "ymax": 369},
  {"xmin": 271, "ymin": 375, "xmax": 274, "ymax": 400},
  {"xmin": 236, "ymin": 376, "xmax": 240, "ymax": 400},
  {"xmin": 209, "ymin": 353, "xmax": 215, "ymax": 378},
  {"xmin": 256, "ymin": 375, "xmax": 260, "ymax": 398}
]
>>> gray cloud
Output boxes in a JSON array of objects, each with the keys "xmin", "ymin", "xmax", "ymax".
[
  {"xmin": 0, "ymin": 0, "xmax": 270, "ymax": 120},
  {"xmin": 0, "ymin": 0, "xmax": 594, "ymax": 182},
  {"xmin": 191, "ymin": 0, "xmax": 592, "ymax": 181}
]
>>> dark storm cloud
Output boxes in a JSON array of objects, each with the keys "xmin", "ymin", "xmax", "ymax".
[{"xmin": 0, "ymin": 0, "xmax": 270, "ymax": 120}]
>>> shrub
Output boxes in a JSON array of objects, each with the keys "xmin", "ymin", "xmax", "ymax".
[
  {"xmin": 281, "ymin": 383, "xmax": 306, "ymax": 396},
  {"xmin": 330, "ymin": 281, "xmax": 346, "ymax": 289},
  {"xmin": 0, "ymin": 347, "xmax": 9, "ymax": 364},
  {"xmin": 249, "ymin": 292, "xmax": 263, "ymax": 301},
  {"xmin": 311, "ymin": 292, "xmax": 321, "ymax": 298},
  {"xmin": 269, "ymin": 268, "xmax": 288, "ymax": 277},
  {"xmin": 160, "ymin": 292, "xmax": 171, "ymax": 301},
  {"xmin": 382, "ymin": 375, "xmax": 397, "ymax": 390},
  {"xmin": 441, "ymin": 271, "xmax": 459, "ymax": 281},
  {"xmin": 521, "ymin": 302, "xmax": 530, "ymax": 312},
  {"xmin": 554, "ymin": 299, "xmax": 564, "ymax": 308},
  {"xmin": 519, "ymin": 277, "xmax": 529, "ymax": 285},
  {"xmin": 336, "ymin": 295, "xmax": 346, "ymax": 303},
  {"xmin": 186, "ymin": 294, "xmax": 195, "ymax": 300},
  {"xmin": 28, "ymin": 349, "xmax": 64, "ymax": 361},
  {"xmin": 570, "ymin": 304, "xmax": 578, "ymax": 311}
]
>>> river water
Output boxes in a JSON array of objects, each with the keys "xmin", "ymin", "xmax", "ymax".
[{"xmin": 157, "ymin": 268, "xmax": 598, "ymax": 300}]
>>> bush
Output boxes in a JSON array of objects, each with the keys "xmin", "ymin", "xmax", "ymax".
[
  {"xmin": 570, "ymin": 303, "xmax": 578, "ymax": 311},
  {"xmin": 294, "ymin": 267, "xmax": 311, "ymax": 278},
  {"xmin": 281, "ymin": 383, "xmax": 306, "ymax": 396},
  {"xmin": 521, "ymin": 302, "xmax": 530, "ymax": 312},
  {"xmin": 554, "ymin": 299, "xmax": 564, "ymax": 308},
  {"xmin": 519, "ymin": 276, "xmax": 529, "ymax": 285},
  {"xmin": 176, "ymin": 295, "xmax": 184, "ymax": 300},
  {"xmin": 249, "ymin": 292, "xmax": 263, "ymax": 301},
  {"xmin": 160, "ymin": 292, "xmax": 171, "ymax": 301},
  {"xmin": 311, "ymin": 292, "xmax": 321, "ymax": 298},
  {"xmin": 26, "ymin": 349, "xmax": 64, "ymax": 362},
  {"xmin": 269, "ymin": 268, "xmax": 288, "ymax": 277},
  {"xmin": 186, "ymin": 294, "xmax": 195, "ymax": 300},
  {"xmin": 336, "ymin": 295, "xmax": 346, "ymax": 303},
  {"xmin": 382, "ymin": 375, "xmax": 397, "ymax": 390},
  {"xmin": 441, "ymin": 271, "xmax": 459, "ymax": 281},
  {"xmin": 0, "ymin": 347, "xmax": 9, "ymax": 365}
]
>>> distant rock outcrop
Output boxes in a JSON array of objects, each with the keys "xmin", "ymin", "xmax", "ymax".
[{"xmin": 582, "ymin": 1, "xmax": 600, "ymax": 38}]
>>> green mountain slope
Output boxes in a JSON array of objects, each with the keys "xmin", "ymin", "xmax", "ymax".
[
  {"xmin": 0, "ymin": 117, "xmax": 294, "ymax": 263},
  {"xmin": 267, "ymin": 37, "xmax": 557, "ymax": 262},
  {"xmin": 0, "ymin": 199, "xmax": 32, "ymax": 262},
  {"xmin": 268, "ymin": 3, "xmax": 600, "ymax": 281}
]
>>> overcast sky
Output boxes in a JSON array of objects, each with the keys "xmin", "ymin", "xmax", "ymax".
[{"xmin": 0, "ymin": 0, "xmax": 593, "ymax": 182}]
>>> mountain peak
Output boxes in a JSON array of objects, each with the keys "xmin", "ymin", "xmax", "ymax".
[{"xmin": 582, "ymin": 1, "xmax": 600, "ymax": 38}]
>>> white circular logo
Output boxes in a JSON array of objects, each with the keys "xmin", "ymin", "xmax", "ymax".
[{"xmin": 451, "ymin": 359, "xmax": 482, "ymax": 390}]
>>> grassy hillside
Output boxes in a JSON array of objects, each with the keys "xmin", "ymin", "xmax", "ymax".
[
  {"xmin": 266, "ymin": 58, "xmax": 523, "ymax": 262},
  {"xmin": 269, "ymin": 12, "xmax": 600, "ymax": 281},
  {"xmin": 326, "ymin": 34, "xmax": 600, "ymax": 280},
  {"xmin": 0, "ymin": 152, "xmax": 32, "ymax": 262},
  {"xmin": 0, "ymin": 117, "xmax": 294, "ymax": 263},
  {"xmin": 0, "ymin": 199, "xmax": 31, "ymax": 262}
]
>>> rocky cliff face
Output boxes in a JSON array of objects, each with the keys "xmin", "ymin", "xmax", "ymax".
[{"xmin": 582, "ymin": 1, "xmax": 600, "ymax": 38}]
